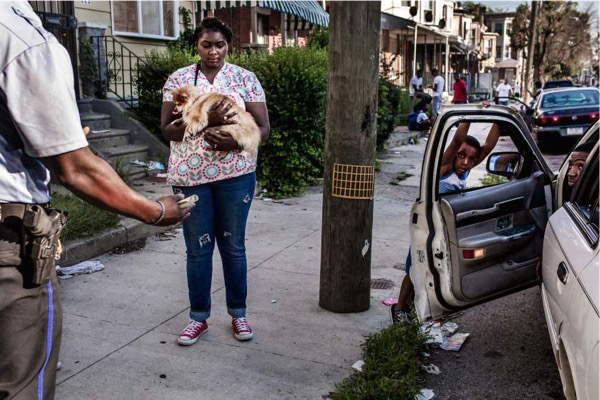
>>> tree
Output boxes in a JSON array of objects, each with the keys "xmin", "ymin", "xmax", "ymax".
[
  {"xmin": 462, "ymin": 2, "xmax": 485, "ymax": 19},
  {"xmin": 509, "ymin": 1, "xmax": 594, "ymax": 82}
]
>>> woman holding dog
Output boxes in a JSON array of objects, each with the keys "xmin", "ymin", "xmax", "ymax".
[{"xmin": 160, "ymin": 17, "xmax": 270, "ymax": 346}]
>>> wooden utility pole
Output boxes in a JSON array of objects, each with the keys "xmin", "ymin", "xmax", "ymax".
[
  {"xmin": 524, "ymin": 0, "xmax": 538, "ymax": 103},
  {"xmin": 319, "ymin": 1, "xmax": 381, "ymax": 313}
]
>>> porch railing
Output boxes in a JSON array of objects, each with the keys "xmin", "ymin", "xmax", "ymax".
[{"xmin": 89, "ymin": 36, "xmax": 146, "ymax": 108}]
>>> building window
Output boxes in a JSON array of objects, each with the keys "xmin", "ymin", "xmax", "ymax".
[
  {"xmin": 505, "ymin": 45, "xmax": 511, "ymax": 58},
  {"xmin": 494, "ymin": 22, "xmax": 503, "ymax": 35},
  {"xmin": 256, "ymin": 13, "xmax": 269, "ymax": 44},
  {"xmin": 401, "ymin": 1, "xmax": 411, "ymax": 7},
  {"xmin": 112, "ymin": 0, "xmax": 177, "ymax": 39},
  {"xmin": 496, "ymin": 45, "xmax": 502, "ymax": 59}
]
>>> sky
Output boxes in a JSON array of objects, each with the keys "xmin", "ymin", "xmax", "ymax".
[{"xmin": 477, "ymin": 0, "xmax": 599, "ymax": 13}]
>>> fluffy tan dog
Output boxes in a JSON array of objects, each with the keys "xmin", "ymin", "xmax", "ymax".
[{"xmin": 172, "ymin": 84, "xmax": 261, "ymax": 158}]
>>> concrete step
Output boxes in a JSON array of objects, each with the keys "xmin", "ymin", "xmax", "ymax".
[
  {"xmin": 77, "ymin": 98, "xmax": 94, "ymax": 114},
  {"xmin": 87, "ymin": 129, "xmax": 131, "ymax": 149},
  {"xmin": 80, "ymin": 112, "xmax": 111, "ymax": 131},
  {"xmin": 103, "ymin": 144, "xmax": 149, "ymax": 166},
  {"xmin": 126, "ymin": 165, "xmax": 148, "ymax": 181}
]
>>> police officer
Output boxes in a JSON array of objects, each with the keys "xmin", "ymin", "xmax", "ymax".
[{"xmin": 0, "ymin": 2, "xmax": 193, "ymax": 399}]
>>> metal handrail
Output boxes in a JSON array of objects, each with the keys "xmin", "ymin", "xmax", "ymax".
[{"xmin": 89, "ymin": 35, "xmax": 146, "ymax": 108}]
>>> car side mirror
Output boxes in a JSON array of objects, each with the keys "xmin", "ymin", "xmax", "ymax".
[{"xmin": 487, "ymin": 152, "xmax": 522, "ymax": 177}]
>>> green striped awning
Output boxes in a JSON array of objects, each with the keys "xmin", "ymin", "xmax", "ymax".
[{"xmin": 198, "ymin": 0, "xmax": 329, "ymax": 28}]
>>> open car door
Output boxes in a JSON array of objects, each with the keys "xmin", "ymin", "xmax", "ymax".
[{"xmin": 410, "ymin": 105, "xmax": 556, "ymax": 321}]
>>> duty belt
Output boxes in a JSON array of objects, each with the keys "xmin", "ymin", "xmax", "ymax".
[{"xmin": 0, "ymin": 203, "xmax": 29, "ymax": 223}]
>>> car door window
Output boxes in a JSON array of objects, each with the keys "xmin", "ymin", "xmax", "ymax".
[
  {"xmin": 564, "ymin": 148, "xmax": 599, "ymax": 247},
  {"xmin": 434, "ymin": 118, "xmax": 548, "ymax": 302},
  {"xmin": 441, "ymin": 122, "xmax": 520, "ymax": 191}
]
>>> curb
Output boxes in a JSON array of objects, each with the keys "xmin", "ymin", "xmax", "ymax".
[{"xmin": 58, "ymin": 217, "xmax": 172, "ymax": 266}]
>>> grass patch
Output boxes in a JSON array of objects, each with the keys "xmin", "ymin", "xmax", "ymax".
[
  {"xmin": 390, "ymin": 172, "xmax": 413, "ymax": 185},
  {"xmin": 51, "ymin": 192, "xmax": 121, "ymax": 243},
  {"xmin": 375, "ymin": 160, "xmax": 382, "ymax": 172},
  {"xmin": 480, "ymin": 173, "xmax": 509, "ymax": 186},
  {"xmin": 331, "ymin": 321, "xmax": 429, "ymax": 399}
]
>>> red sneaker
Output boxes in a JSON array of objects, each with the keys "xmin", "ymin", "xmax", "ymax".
[
  {"xmin": 177, "ymin": 320, "xmax": 208, "ymax": 346},
  {"xmin": 232, "ymin": 317, "xmax": 253, "ymax": 341}
]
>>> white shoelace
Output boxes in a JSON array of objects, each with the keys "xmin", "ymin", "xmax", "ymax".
[
  {"xmin": 233, "ymin": 318, "xmax": 250, "ymax": 332},
  {"xmin": 182, "ymin": 320, "xmax": 204, "ymax": 336}
]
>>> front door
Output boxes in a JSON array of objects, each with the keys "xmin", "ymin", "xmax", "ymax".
[
  {"xmin": 410, "ymin": 105, "xmax": 556, "ymax": 321},
  {"xmin": 28, "ymin": 1, "xmax": 79, "ymax": 98}
]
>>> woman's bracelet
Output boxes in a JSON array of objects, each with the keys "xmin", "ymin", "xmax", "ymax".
[{"xmin": 152, "ymin": 200, "xmax": 166, "ymax": 225}]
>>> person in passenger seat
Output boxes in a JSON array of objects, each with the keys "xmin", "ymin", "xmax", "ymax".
[
  {"xmin": 565, "ymin": 140, "xmax": 595, "ymax": 197},
  {"xmin": 391, "ymin": 117, "xmax": 500, "ymax": 324}
]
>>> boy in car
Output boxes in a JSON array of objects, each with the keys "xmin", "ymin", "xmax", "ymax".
[{"xmin": 391, "ymin": 118, "xmax": 500, "ymax": 323}]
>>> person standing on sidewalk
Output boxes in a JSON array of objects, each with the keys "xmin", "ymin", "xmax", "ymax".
[
  {"xmin": 452, "ymin": 73, "xmax": 468, "ymax": 104},
  {"xmin": 514, "ymin": 81, "xmax": 521, "ymax": 98},
  {"xmin": 496, "ymin": 79, "xmax": 512, "ymax": 106},
  {"xmin": 161, "ymin": 17, "xmax": 270, "ymax": 346},
  {"xmin": 409, "ymin": 70, "xmax": 423, "ymax": 113},
  {"xmin": 0, "ymin": 3, "xmax": 192, "ymax": 399},
  {"xmin": 431, "ymin": 68, "xmax": 445, "ymax": 118}
]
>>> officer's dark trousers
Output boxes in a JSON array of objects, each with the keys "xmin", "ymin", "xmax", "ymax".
[{"xmin": 0, "ymin": 224, "xmax": 62, "ymax": 400}]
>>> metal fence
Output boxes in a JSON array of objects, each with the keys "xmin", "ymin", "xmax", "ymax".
[{"xmin": 89, "ymin": 36, "xmax": 146, "ymax": 108}]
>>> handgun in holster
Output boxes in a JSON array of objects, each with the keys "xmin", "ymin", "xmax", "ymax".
[{"xmin": 22, "ymin": 205, "xmax": 67, "ymax": 285}]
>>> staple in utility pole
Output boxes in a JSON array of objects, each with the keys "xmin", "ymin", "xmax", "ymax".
[{"xmin": 319, "ymin": 1, "xmax": 381, "ymax": 313}]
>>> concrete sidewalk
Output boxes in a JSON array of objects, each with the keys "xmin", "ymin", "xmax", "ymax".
[{"xmin": 55, "ymin": 130, "xmax": 427, "ymax": 400}]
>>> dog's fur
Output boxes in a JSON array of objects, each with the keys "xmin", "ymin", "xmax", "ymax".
[{"xmin": 172, "ymin": 85, "xmax": 261, "ymax": 158}]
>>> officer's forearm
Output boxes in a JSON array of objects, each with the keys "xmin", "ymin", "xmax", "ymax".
[{"xmin": 41, "ymin": 147, "xmax": 161, "ymax": 224}]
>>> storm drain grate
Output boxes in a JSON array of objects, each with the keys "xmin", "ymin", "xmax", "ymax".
[{"xmin": 370, "ymin": 278, "xmax": 394, "ymax": 290}]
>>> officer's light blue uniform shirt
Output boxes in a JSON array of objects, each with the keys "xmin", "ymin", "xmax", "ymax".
[{"xmin": 0, "ymin": 1, "xmax": 88, "ymax": 204}]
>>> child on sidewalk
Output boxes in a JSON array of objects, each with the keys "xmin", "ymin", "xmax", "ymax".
[
  {"xmin": 407, "ymin": 103, "xmax": 432, "ymax": 132},
  {"xmin": 391, "ymin": 118, "xmax": 500, "ymax": 323}
]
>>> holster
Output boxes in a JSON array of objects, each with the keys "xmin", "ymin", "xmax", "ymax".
[{"xmin": 22, "ymin": 205, "xmax": 67, "ymax": 285}]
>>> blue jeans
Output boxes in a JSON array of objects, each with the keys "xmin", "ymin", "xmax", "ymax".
[
  {"xmin": 432, "ymin": 96, "xmax": 442, "ymax": 117},
  {"xmin": 174, "ymin": 172, "xmax": 256, "ymax": 321}
]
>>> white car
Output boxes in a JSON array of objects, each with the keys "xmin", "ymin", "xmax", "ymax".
[{"xmin": 409, "ymin": 106, "xmax": 599, "ymax": 400}]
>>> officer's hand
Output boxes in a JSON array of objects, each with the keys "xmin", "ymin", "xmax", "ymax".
[{"xmin": 154, "ymin": 194, "xmax": 194, "ymax": 226}]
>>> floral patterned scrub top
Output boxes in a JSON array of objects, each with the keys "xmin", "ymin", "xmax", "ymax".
[{"xmin": 162, "ymin": 62, "xmax": 266, "ymax": 186}]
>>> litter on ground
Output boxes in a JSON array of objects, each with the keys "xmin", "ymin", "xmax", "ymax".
[
  {"xmin": 441, "ymin": 321, "xmax": 459, "ymax": 335},
  {"xmin": 130, "ymin": 160, "xmax": 165, "ymax": 171},
  {"xmin": 440, "ymin": 333, "xmax": 470, "ymax": 351},
  {"xmin": 381, "ymin": 298, "xmax": 398, "ymax": 306},
  {"xmin": 351, "ymin": 360, "xmax": 365, "ymax": 372},
  {"xmin": 420, "ymin": 363, "xmax": 441, "ymax": 375},
  {"xmin": 56, "ymin": 260, "xmax": 105, "ymax": 278},
  {"xmin": 415, "ymin": 388, "xmax": 435, "ymax": 400}
]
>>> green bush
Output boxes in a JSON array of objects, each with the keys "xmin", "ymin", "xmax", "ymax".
[
  {"xmin": 134, "ymin": 48, "xmax": 198, "ymax": 139},
  {"xmin": 229, "ymin": 47, "xmax": 328, "ymax": 198},
  {"xmin": 51, "ymin": 192, "xmax": 120, "ymax": 243},
  {"xmin": 377, "ymin": 79, "xmax": 409, "ymax": 150}
]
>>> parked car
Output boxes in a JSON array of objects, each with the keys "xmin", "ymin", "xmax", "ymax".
[
  {"xmin": 543, "ymin": 80, "xmax": 575, "ymax": 89},
  {"xmin": 409, "ymin": 108, "xmax": 599, "ymax": 400},
  {"xmin": 530, "ymin": 87, "xmax": 599, "ymax": 147}
]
